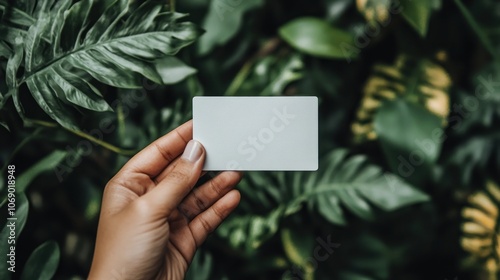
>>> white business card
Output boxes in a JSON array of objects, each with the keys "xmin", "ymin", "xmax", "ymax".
[{"xmin": 193, "ymin": 96, "xmax": 318, "ymax": 171}]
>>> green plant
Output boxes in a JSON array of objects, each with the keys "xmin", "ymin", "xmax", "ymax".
[{"xmin": 1, "ymin": 0, "xmax": 500, "ymax": 279}]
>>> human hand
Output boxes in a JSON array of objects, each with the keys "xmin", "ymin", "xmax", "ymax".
[{"xmin": 88, "ymin": 120, "xmax": 242, "ymax": 280}]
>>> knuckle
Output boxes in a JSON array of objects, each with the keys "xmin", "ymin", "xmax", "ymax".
[
  {"xmin": 154, "ymin": 143, "xmax": 177, "ymax": 163},
  {"xmin": 168, "ymin": 168, "xmax": 191, "ymax": 182},
  {"xmin": 192, "ymin": 190, "xmax": 207, "ymax": 211},
  {"xmin": 211, "ymin": 205, "xmax": 225, "ymax": 221},
  {"xmin": 199, "ymin": 216, "xmax": 214, "ymax": 233},
  {"xmin": 209, "ymin": 176, "xmax": 225, "ymax": 196},
  {"xmin": 131, "ymin": 199, "xmax": 151, "ymax": 216}
]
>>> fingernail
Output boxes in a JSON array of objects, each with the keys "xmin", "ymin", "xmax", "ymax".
[{"xmin": 182, "ymin": 140, "xmax": 203, "ymax": 162}]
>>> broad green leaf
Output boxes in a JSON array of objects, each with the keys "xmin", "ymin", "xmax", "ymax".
[
  {"xmin": 198, "ymin": 0, "xmax": 263, "ymax": 55},
  {"xmin": 400, "ymin": 0, "xmax": 432, "ymax": 37},
  {"xmin": 302, "ymin": 149, "xmax": 430, "ymax": 224},
  {"xmin": 317, "ymin": 194, "xmax": 346, "ymax": 225},
  {"xmin": 279, "ymin": 17, "xmax": 357, "ymax": 60},
  {"xmin": 155, "ymin": 57, "xmax": 197, "ymax": 84},
  {"xmin": 20, "ymin": 241, "xmax": 60, "ymax": 280},
  {"xmin": 281, "ymin": 228, "xmax": 315, "ymax": 277},
  {"xmin": 16, "ymin": 150, "xmax": 67, "ymax": 192},
  {"xmin": 0, "ymin": 193, "xmax": 29, "ymax": 279},
  {"xmin": 374, "ymin": 98, "xmax": 443, "ymax": 177},
  {"xmin": 21, "ymin": 0, "xmax": 201, "ymax": 129}
]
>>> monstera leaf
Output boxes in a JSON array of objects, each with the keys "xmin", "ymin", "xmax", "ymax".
[
  {"xmin": 218, "ymin": 149, "xmax": 429, "ymax": 252},
  {"xmin": 350, "ymin": 54, "xmax": 451, "ymax": 182},
  {"xmin": 2, "ymin": 0, "xmax": 201, "ymax": 129},
  {"xmin": 303, "ymin": 149, "xmax": 430, "ymax": 225}
]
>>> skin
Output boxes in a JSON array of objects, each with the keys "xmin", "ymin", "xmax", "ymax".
[{"xmin": 88, "ymin": 120, "xmax": 243, "ymax": 280}]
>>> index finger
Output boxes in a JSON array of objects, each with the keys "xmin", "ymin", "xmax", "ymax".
[{"xmin": 120, "ymin": 120, "xmax": 193, "ymax": 178}]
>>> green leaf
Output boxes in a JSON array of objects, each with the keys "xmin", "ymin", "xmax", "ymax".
[
  {"xmin": 6, "ymin": 40, "xmax": 23, "ymax": 90},
  {"xmin": 374, "ymin": 98, "xmax": 443, "ymax": 178},
  {"xmin": 16, "ymin": 150, "xmax": 67, "ymax": 192},
  {"xmin": 457, "ymin": 62, "xmax": 500, "ymax": 132},
  {"xmin": 0, "ymin": 1, "xmax": 36, "ymax": 27},
  {"xmin": 0, "ymin": 40, "xmax": 12, "ymax": 58},
  {"xmin": 302, "ymin": 149, "xmax": 430, "ymax": 224},
  {"xmin": 198, "ymin": 0, "xmax": 263, "ymax": 55},
  {"xmin": 0, "ymin": 193, "xmax": 29, "ymax": 279},
  {"xmin": 279, "ymin": 17, "xmax": 357, "ymax": 60},
  {"xmin": 6, "ymin": 38, "xmax": 24, "ymax": 116},
  {"xmin": 281, "ymin": 228, "xmax": 315, "ymax": 277},
  {"xmin": 0, "ymin": 24, "xmax": 27, "ymax": 45},
  {"xmin": 185, "ymin": 251, "xmax": 213, "ymax": 280},
  {"xmin": 217, "ymin": 206, "xmax": 285, "ymax": 253},
  {"xmin": 260, "ymin": 54, "xmax": 303, "ymax": 96},
  {"xmin": 20, "ymin": 241, "xmax": 60, "ymax": 280},
  {"xmin": 400, "ymin": 0, "xmax": 432, "ymax": 37},
  {"xmin": 21, "ymin": 0, "xmax": 201, "ymax": 129},
  {"xmin": 454, "ymin": 0, "xmax": 499, "ymax": 60},
  {"xmin": 155, "ymin": 57, "xmax": 197, "ymax": 84},
  {"xmin": 336, "ymin": 232, "xmax": 389, "ymax": 280}
]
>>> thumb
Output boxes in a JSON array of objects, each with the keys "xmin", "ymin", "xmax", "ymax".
[{"xmin": 139, "ymin": 140, "xmax": 205, "ymax": 218}]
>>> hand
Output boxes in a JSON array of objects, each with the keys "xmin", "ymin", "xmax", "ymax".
[{"xmin": 88, "ymin": 120, "xmax": 242, "ymax": 280}]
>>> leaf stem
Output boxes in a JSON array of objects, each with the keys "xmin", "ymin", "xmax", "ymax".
[
  {"xmin": 169, "ymin": 0, "xmax": 176, "ymax": 12},
  {"xmin": 224, "ymin": 38, "xmax": 281, "ymax": 96},
  {"xmin": 454, "ymin": 0, "xmax": 500, "ymax": 61},
  {"xmin": 225, "ymin": 60, "xmax": 255, "ymax": 96},
  {"xmin": 117, "ymin": 99, "xmax": 126, "ymax": 140},
  {"xmin": 27, "ymin": 119, "xmax": 137, "ymax": 156}
]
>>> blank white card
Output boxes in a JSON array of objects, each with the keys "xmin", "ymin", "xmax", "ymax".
[{"xmin": 193, "ymin": 96, "xmax": 318, "ymax": 171}]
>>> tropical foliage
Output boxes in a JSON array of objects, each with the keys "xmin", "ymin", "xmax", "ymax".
[{"xmin": 1, "ymin": 0, "xmax": 499, "ymax": 279}]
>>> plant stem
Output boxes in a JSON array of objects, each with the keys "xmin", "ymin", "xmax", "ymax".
[
  {"xmin": 27, "ymin": 119, "xmax": 137, "ymax": 156},
  {"xmin": 225, "ymin": 60, "xmax": 255, "ymax": 96},
  {"xmin": 117, "ymin": 98, "xmax": 126, "ymax": 140},
  {"xmin": 169, "ymin": 0, "xmax": 176, "ymax": 12},
  {"xmin": 224, "ymin": 38, "xmax": 281, "ymax": 96},
  {"xmin": 454, "ymin": 0, "xmax": 500, "ymax": 61}
]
